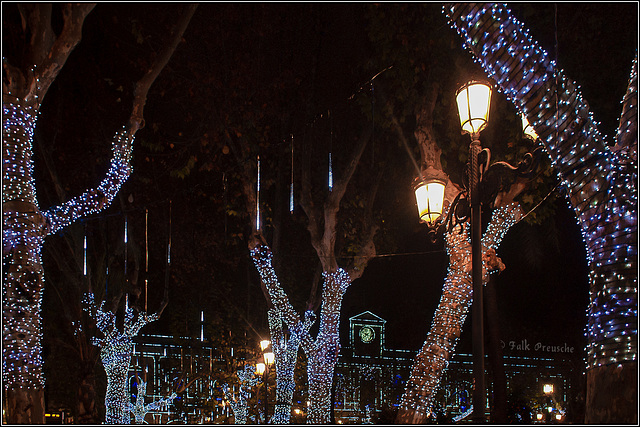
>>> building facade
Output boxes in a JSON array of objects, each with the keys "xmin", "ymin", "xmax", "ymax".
[{"xmin": 334, "ymin": 311, "xmax": 580, "ymax": 423}]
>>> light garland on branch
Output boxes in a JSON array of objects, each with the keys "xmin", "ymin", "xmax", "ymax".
[
  {"xmin": 127, "ymin": 379, "xmax": 176, "ymax": 423},
  {"xmin": 443, "ymin": 2, "xmax": 637, "ymax": 370},
  {"xmin": 83, "ymin": 292, "xmax": 159, "ymax": 424},
  {"xmin": 222, "ymin": 365, "xmax": 259, "ymax": 424},
  {"xmin": 399, "ymin": 203, "xmax": 521, "ymax": 420},
  {"xmin": 43, "ymin": 126, "xmax": 134, "ymax": 235},
  {"xmin": 2, "ymin": 93, "xmax": 134, "ymax": 393}
]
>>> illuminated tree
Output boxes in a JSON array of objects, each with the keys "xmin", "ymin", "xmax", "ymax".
[
  {"xmin": 244, "ymin": 120, "xmax": 382, "ymax": 423},
  {"xmin": 267, "ymin": 307, "xmax": 314, "ymax": 424},
  {"xmin": 222, "ymin": 365, "xmax": 260, "ymax": 424},
  {"xmin": 128, "ymin": 378, "xmax": 176, "ymax": 424},
  {"xmin": 443, "ymin": 3, "xmax": 637, "ymax": 423},
  {"xmin": 82, "ymin": 291, "xmax": 167, "ymax": 424},
  {"xmin": 2, "ymin": 3, "xmax": 196, "ymax": 423}
]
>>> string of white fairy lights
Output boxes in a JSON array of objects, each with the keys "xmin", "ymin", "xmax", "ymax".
[
  {"xmin": 267, "ymin": 308, "xmax": 306, "ymax": 424},
  {"xmin": 443, "ymin": 1, "xmax": 637, "ymax": 371},
  {"xmin": 128, "ymin": 379, "xmax": 176, "ymax": 423},
  {"xmin": 399, "ymin": 202, "xmax": 521, "ymax": 418},
  {"xmin": 3, "ymin": 91, "xmax": 134, "ymax": 392},
  {"xmin": 222, "ymin": 364, "xmax": 259, "ymax": 424}
]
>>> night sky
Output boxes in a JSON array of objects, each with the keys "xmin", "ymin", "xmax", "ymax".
[{"xmin": 4, "ymin": 3, "xmax": 636, "ymax": 377}]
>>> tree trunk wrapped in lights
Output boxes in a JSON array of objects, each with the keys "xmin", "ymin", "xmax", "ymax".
[
  {"xmin": 2, "ymin": 4, "xmax": 196, "ymax": 423},
  {"xmin": 443, "ymin": 4, "xmax": 637, "ymax": 422},
  {"xmin": 397, "ymin": 201, "xmax": 523, "ymax": 423},
  {"xmin": 222, "ymin": 365, "xmax": 260, "ymax": 424},
  {"xmin": 267, "ymin": 307, "xmax": 313, "ymax": 424},
  {"xmin": 82, "ymin": 292, "xmax": 164, "ymax": 424},
  {"xmin": 230, "ymin": 116, "xmax": 379, "ymax": 423}
]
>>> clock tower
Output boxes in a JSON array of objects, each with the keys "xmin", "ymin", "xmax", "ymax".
[{"xmin": 349, "ymin": 311, "xmax": 386, "ymax": 357}]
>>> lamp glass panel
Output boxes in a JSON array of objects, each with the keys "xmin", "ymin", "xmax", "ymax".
[
  {"xmin": 264, "ymin": 352, "xmax": 275, "ymax": 365},
  {"xmin": 522, "ymin": 113, "xmax": 539, "ymax": 140},
  {"xmin": 256, "ymin": 362, "xmax": 266, "ymax": 375},
  {"xmin": 415, "ymin": 180, "xmax": 446, "ymax": 224},
  {"xmin": 456, "ymin": 82, "xmax": 491, "ymax": 135},
  {"xmin": 260, "ymin": 340, "xmax": 270, "ymax": 351}
]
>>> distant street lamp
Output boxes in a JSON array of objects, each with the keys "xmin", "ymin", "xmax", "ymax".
[
  {"xmin": 257, "ymin": 340, "xmax": 275, "ymax": 424},
  {"xmin": 543, "ymin": 383, "xmax": 554, "ymax": 395},
  {"xmin": 413, "ymin": 80, "xmax": 542, "ymax": 423}
]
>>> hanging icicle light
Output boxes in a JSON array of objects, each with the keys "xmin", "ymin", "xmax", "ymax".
[
  {"xmin": 257, "ymin": 155, "xmax": 261, "ymax": 230},
  {"xmin": 83, "ymin": 231, "xmax": 88, "ymax": 276},
  {"xmin": 290, "ymin": 135, "xmax": 295, "ymax": 213}
]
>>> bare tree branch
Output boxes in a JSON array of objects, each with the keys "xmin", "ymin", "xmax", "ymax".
[{"xmin": 129, "ymin": 3, "xmax": 199, "ymax": 132}]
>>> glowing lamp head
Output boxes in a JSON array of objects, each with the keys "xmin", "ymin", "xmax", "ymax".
[
  {"xmin": 455, "ymin": 80, "xmax": 492, "ymax": 136},
  {"xmin": 413, "ymin": 167, "xmax": 448, "ymax": 226},
  {"xmin": 260, "ymin": 339, "xmax": 270, "ymax": 351},
  {"xmin": 255, "ymin": 362, "xmax": 266, "ymax": 376},
  {"xmin": 263, "ymin": 351, "xmax": 275, "ymax": 365},
  {"xmin": 521, "ymin": 113, "xmax": 539, "ymax": 140},
  {"xmin": 543, "ymin": 383, "xmax": 554, "ymax": 394},
  {"xmin": 536, "ymin": 413, "xmax": 543, "ymax": 421}
]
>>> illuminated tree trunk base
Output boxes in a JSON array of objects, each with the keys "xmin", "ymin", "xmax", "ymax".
[
  {"xmin": 307, "ymin": 357, "xmax": 336, "ymax": 424},
  {"xmin": 267, "ymin": 308, "xmax": 300, "ymax": 424},
  {"xmin": 104, "ymin": 358, "xmax": 131, "ymax": 424},
  {"xmin": 3, "ymin": 388, "xmax": 45, "ymax": 424}
]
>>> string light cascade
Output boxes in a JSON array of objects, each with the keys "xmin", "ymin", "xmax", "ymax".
[
  {"xmin": 399, "ymin": 203, "xmax": 521, "ymax": 419},
  {"xmin": 443, "ymin": 2, "xmax": 637, "ymax": 370},
  {"xmin": 222, "ymin": 365, "xmax": 259, "ymax": 424},
  {"xmin": 3, "ymin": 94, "xmax": 134, "ymax": 393},
  {"xmin": 82, "ymin": 292, "xmax": 159, "ymax": 423}
]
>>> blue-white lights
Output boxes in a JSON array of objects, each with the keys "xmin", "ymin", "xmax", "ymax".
[{"xmin": 443, "ymin": 0, "xmax": 637, "ymax": 372}]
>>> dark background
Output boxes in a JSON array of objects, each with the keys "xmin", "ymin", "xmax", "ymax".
[{"xmin": 3, "ymin": 2, "xmax": 636, "ymax": 412}]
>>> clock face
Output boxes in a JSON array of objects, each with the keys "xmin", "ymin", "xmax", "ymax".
[{"xmin": 359, "ymin": 326, "xmax": 375, "ymax": 343}]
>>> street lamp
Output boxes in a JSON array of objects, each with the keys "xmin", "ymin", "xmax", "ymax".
[
  {"xmin": 456, "ymin": 80, "xmax": 492, "ymax": 424},
  {"xmin": 413, "ymin": 80, "xmax": 541, "ymax": 423},
  {"xmin": 413, "ymin": 167, "xmax": 448, "ymax": 226},
  {"xmin": 258, "ymin": 342, "xmax": 275, "ymax": 424}
]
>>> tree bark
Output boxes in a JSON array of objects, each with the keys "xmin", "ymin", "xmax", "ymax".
[
  {"xmin": 396, "ymin": 203, "xmax": 522, "ymax": 423},
  {"xmin": 2, "ymin": 5, "xmax": 195, "ymax": 423},
  {"xmin": 444, "ymin": 4, "xmax": 637, "ymax": 422}
]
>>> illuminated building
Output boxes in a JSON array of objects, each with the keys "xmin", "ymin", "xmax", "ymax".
[{"xmin": 333, "ymin": 311, "xmax": 580, "ymax": 423}]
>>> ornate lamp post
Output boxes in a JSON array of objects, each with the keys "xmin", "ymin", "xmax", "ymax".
[
  {"xmin": 414, "ymin": 80, "xmax": 541, "ymax": 422},
  {"xmin": 456, "ymin": 80, "xmax": 491, "ymax": 424}
]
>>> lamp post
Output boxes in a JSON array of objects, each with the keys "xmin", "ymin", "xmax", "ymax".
[
  {"xmin": 456, "ymin": 80, "xmax": 492, "ymax": 424},
  {"xmin": 413, "ymin": 80, "xmax": 542, "ymax": 423},
  {"xmin": 257, "ymin": 339, "xmax": 274, "ymax": 424}
]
